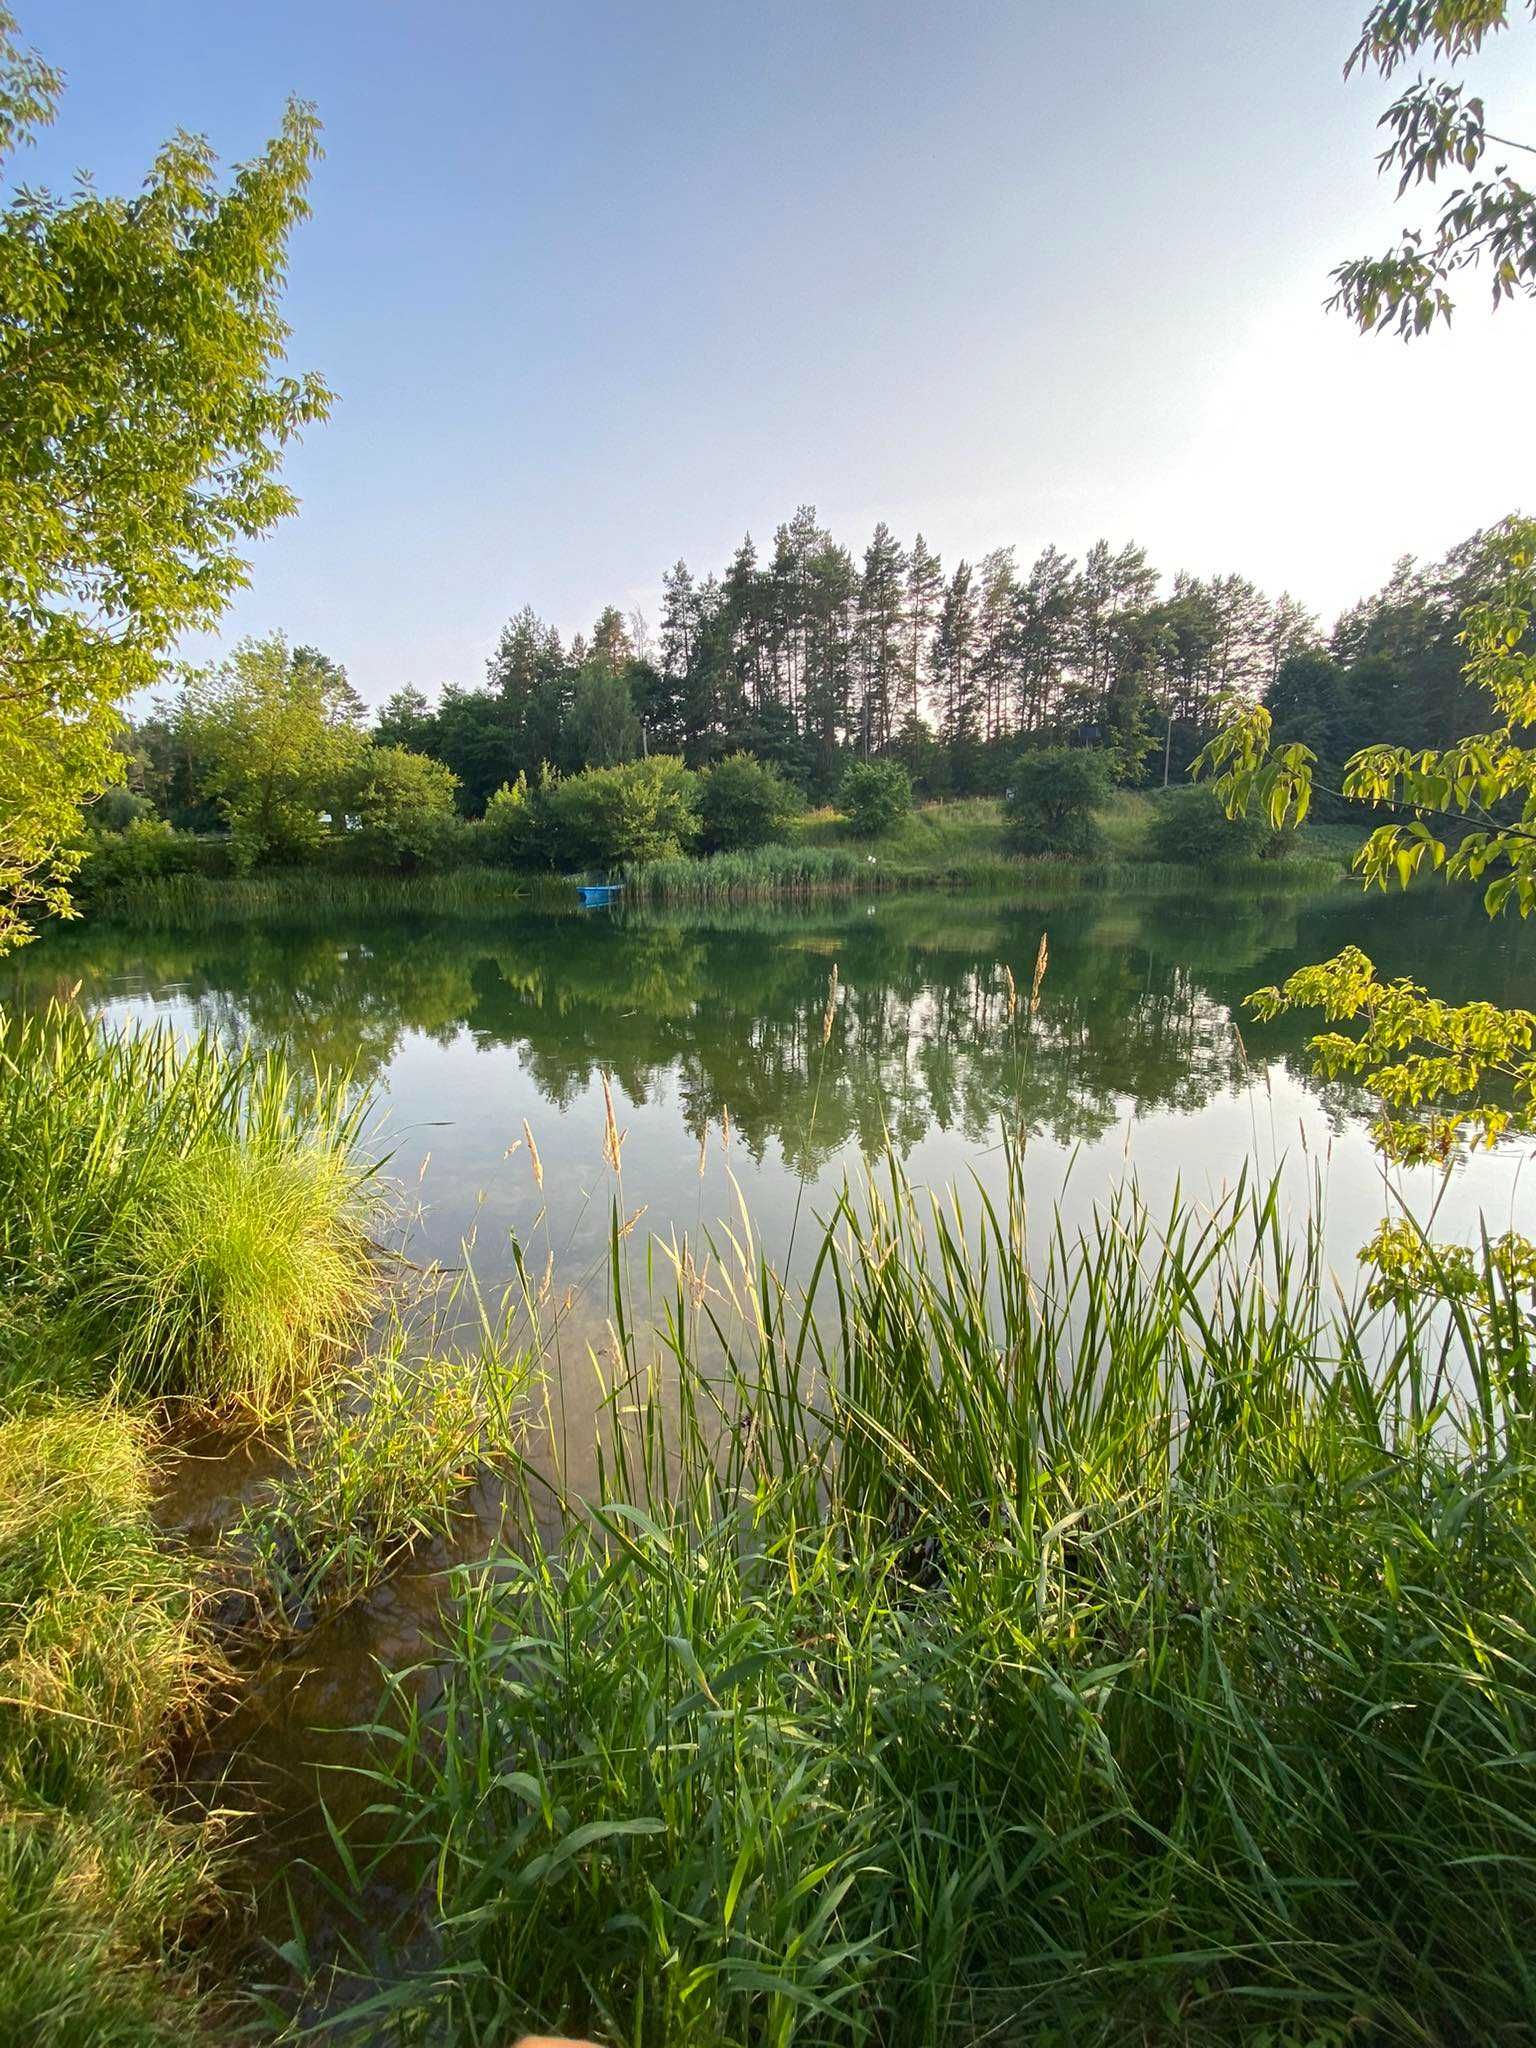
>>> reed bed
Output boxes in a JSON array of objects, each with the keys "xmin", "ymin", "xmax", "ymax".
[
  {"xmin": 332, "ymin": 1159, "xmax": 1536, "ymax": 2047},
  {"xmin": 628, "ymin": 844, "xmax": 871, "ymax": 904},
  {"xmin": 0, "ymin": 1002, "xmax": 379, "ymax": 1413},
  {"xmin": 0, "ymin": 1402, "xmax": 220, "ymax": 2045},
  {"xmin": 79, "ymin": 865, "xmax": 565, "ymax": 929}
]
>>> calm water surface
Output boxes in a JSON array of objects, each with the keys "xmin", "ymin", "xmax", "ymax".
[{"xmin": 12, "ymin": 881, "xmax": 1534, "ymax": 1287}]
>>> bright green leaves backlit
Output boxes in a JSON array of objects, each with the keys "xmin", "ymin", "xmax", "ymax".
[
  {"xmin": 1191, "ymin": 705, "xmax": 1316, "ymax": 830},
  {"xmin": 0, "ymin": 6, "xmax": 328, "ymax": 951},
  {"xmin": 1249, "ymin": 944, "xmax": 1536, "ymax": 1162},
  {"xmin": 1360, "ymin": 1215, "xmax": 1536, "ymax": 1351},
  {"xmin": 1198, "ymin": 519, "xmax": 1536, "ymax": 1166},
  {"xmin": 1331, "ymin": 1, "xmax": 1536, "ymax": 335}
]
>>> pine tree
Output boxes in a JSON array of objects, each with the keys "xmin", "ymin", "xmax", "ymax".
[
  {"xmin": 1013, "ymin": 546, "xmax": 1078, "ymax": 735},
  {"xmin": 660, "ymin": 562, "xmax": 698, "ymax": 684},
  {"xmin": 803, "ymin": 536, "xmax": 856, "ymax": 788},
  {"xmin": 975, "ymin": 547, "xmax": 1019, "ymax": 745},
  {"xmin": 932, "ymin": 562, "xmax": 980, "ymax": 755},
  {"xmin": 487, "ymin": 605, "xmax": 567, "ymax": 764},
  {"xmin": 903, "ymin": 534, "xmax": 944, "ymax": 725},
  {"xmin": 590, "ymin": 604, "xmax": 634, "ymax": 675},
  {"xmin": 855, "ymin": 523, "xmax": 908, "ymax": 752}
]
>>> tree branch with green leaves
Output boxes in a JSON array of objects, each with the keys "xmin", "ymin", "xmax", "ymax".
[
  {"xmin": 1331, "ymin": 0, "xmax": 1536, "ymax": 335},
  {"xmin": 1196, "ymin": 517, "xmax": 1536, "ymax": 1167},
  {"xmin": 0, "ymin": 6, "xmax": 329, "ymax": 951}
]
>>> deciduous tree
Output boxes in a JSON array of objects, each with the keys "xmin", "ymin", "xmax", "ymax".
[{"xmin": 0, "ymin": 8, "xmax": 328, "ymax": 948}]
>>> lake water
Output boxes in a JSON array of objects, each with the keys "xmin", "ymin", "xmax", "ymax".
[{"xmin": 11, "ymin": 880, "xmax": 1533, "ymax": 1297}]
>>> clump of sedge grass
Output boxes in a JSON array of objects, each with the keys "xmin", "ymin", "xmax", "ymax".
[
  {"xmin": 0, "ymin": 1002, "xmax": 378, "ymax": 1414},
  {"xmin": 333, "ymin": 1161, "xmax": 1536, "ymax": 2047},
  {"xmin": 234, "ymin": 1317, "xmax": 535, "ymax": 1632},
  {"xmin": 0, "ymin": 1402, "xmax": 221, "ymax": 2045}
]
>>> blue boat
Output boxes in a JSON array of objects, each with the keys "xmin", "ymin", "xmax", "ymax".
[{"xmin": 577, "ymin": 881, "xmax": 624, "ymax": 909}]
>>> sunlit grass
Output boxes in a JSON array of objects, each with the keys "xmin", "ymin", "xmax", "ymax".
[
  {"xmin": 332, "ymin": 1157, "xmax": 1536, "ymax": 2047},
  {"xmin": 0, "ymin": 1402, "xmax": 220, "ymax": 2045},
  {"xmin": 0, "ymin": 1002, "xmax": 379, "ymax": 1414},
  {"xmin": 630, "ymin": 843, "xmax": 869, "ymax": 903}
]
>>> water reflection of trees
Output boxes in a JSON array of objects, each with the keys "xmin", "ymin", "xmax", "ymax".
[{"xmin": 10, "ymin": 886, "xmax": 1520, "ymax": 1174}]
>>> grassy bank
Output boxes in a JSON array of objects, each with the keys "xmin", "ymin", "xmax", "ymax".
[
  {"xmin": 636, "ymin": 794, "xmax": 1344, "ymax": 905},
  {"xmin": 0, "ymin": 1402, "xmax": 220, "ymax": 2045},
  {"xmin": 74, "ymin": 864, "xmax": 566, "ymax": 930},
  {"xmin": 335, "ymin": 1161, "xmax": 1536, "ymax": 2047},
  {"xmin": 0, "ymin": 1003, "xmax": 538, "ymax": 2043},
  {"xmin": 68, "ymin": 794, "xmax": 1352, "ymax": 923},
  {"xmin": 0, "ymin": 1002, "xmax": 385, "ymax": 2041}
]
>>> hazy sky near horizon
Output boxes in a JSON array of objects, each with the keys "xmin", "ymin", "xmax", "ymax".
[{"xmin": 21, "ymin": 0, "xmax": 1536, "ymax": 704}]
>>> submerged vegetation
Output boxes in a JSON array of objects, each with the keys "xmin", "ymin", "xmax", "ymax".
[
  {"xmin": 235, "ymin": 1328, "xmax": 532, "ymax": 1632},
  {"xmin": 334, "ymin": 1163, "xmax": 1536, "ymax": 2046}
]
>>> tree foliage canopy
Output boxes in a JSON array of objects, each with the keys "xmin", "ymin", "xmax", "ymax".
[
  {"xmin": 0, "ymin": 8, "xmax": 328, "ymax": 948},
  {"xmin": 177, "ymin": 637, "xmax": 365, "ymax": 869}
]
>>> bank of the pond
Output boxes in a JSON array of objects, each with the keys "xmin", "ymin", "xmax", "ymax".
[
  {"xmin": 0, "ymin": 1004, "xmax": 533, "ymax": 2040},
  {"xmin": 72, "ymin": 797, "xmax": 1349, "ymax": 924},
  {"xmin": 0, "ymin": 1401, "xmax": 221, "ymax": 2046}
]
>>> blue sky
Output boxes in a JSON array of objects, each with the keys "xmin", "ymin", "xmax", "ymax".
[{"xmin": 19, "ymin": 0, "xmax": 1536, "ymax": 704}]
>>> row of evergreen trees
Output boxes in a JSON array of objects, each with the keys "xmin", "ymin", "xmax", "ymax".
[{"xmin": 124, "ymin": 512, "xmax": 1507, "ymax": 824}]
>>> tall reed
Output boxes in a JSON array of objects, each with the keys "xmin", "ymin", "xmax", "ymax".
[
  {"xmin": 335, "ymin": 1159, "xmax": 1536, "ymax": 2046},
  {"xmin": 628, "ymin": 844, "xmax": 870, "ymax": 904},
  {"xmin": 79, "ymin": 866, "xmax": 564, "ymax": 929}
]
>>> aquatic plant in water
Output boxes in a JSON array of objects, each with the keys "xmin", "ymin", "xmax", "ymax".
[{"xmin": 326, "ymin": 1158, "xmax": 1536, "ymax": 2046}]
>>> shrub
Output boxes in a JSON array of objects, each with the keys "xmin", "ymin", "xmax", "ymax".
[
  {"xmin": 1146, "ymin": 783, "xmax": 1272, "ymax": 867},
  {"xmin": 1003, "ymin": 746, "xmax": 1111, "ymax": 855},
  {"xmin": 342, "ymin": 743, "xmax": 460, "ymax": 870},
  {"xmin": 838, "ymin": 758, "xmax": 912, "ymax": 837},
  {"xmin": 88, "ymin": 786, "xmax": 159, "ymax": 832},
  {"xmin": 698, "ymin": 752, "xmax": 798, "ymax": 852},
  {"xmin": 75, "ymin": 818, "xmax": 202, "ymax": 899},
  {"xmin": 546, "ymin": 756, "xmax": 700, "ymax": 870},
  {"xmin": 482, "ymin": 771, "xmax": 543, "ymax": 867}
]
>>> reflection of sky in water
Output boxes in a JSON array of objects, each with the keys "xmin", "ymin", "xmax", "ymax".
[{"xmin": 9, "ymin": 884, "xmax": 1532, "ymax": 1302}]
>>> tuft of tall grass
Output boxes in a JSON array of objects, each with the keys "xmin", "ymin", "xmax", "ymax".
[
  {"xmin": 0, "ymin": 1402, "xmax": 220, "ymax": 2045},
  {"xmin": 234, "ymin": 1314, "xmax": 535, "ymax": 1632},
  {"xmin": 336, "ymin": 1160, "xmax": 1536, "ymax": 2047},
  {"xmin": 0, "ymin": 1002, "xmax": 378, "ymax": 1413}
]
